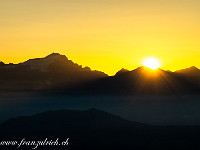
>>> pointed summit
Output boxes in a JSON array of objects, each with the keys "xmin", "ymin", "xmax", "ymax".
[
  {"xmin": 21, "ymin": 53, "xmax": 68, "ymax": 72},
  {"xmin": 0, "ymin": 61, "xmax": 5, "ymax": 66},
  {"xmin": 175, "ymin": 66, "xmax": 200, "ymax": 77},
  {"xmin": 115, "ymin": 68, "xmax": 130, "ymax": 76},
  {"xmin": 132, "ymin": 66, "xmax": 162, "ymax": 74},
  {"xmin": 176, "ymin": 66, "xmax": 199, "ymax": 72},
  {"xmin": 44, "ymin": 53, "xmax": 67, "ymax": 59},
  {"xmin": 46, "ymin": 52, "xmax": 61, "ymax": 57}
]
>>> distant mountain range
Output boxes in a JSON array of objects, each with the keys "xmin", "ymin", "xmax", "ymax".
[
  {"xmin": 0, "ymin": 109, "xmax": 200, "ymax": 150},
  {"xmin": 63, "ymin": 66, "xmax": 200, "ymax": 95},
  {"xmin": 0, "ymin": 53, "xmax": 200, "ymax": 94}
]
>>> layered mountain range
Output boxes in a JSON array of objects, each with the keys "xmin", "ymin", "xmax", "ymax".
[
  {"xmin": 70, "ymin": 66, "xmax": 200, "ymax": 95},
  {"xmin": 0, "ymin": 53, "xmax": 199, "ymax": 94}
]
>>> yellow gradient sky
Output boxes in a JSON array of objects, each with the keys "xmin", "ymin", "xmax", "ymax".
[{"xmin": 0, "ymin": 0, "xmax": 200, "ymax": 75}]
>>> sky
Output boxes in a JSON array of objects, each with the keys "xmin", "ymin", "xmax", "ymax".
[{"xmin": 0, "ymin": 0, "xmax": 200, "ymax": 75}]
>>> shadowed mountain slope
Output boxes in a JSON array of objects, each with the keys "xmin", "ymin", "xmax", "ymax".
[
  {"xmin": 64, "ymin": 66, "xmax": 200, "ymax": 95},
  {"xmin": 175, "ymin": 66, "xmax": 200, "ymax": 77},
  {"xmin": 175, "ymin": 66, "xmax": 200, "ymax": 83}
]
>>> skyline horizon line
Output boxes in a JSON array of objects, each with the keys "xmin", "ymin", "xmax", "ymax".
[{"xmin": 0, "ymin": 52, "xmax": 199, "ymax": 76}]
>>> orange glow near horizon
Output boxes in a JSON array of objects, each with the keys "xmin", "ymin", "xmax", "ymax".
[{"xmin": 0, "ymin": 0, "xmax": 200, "ymax": 75}]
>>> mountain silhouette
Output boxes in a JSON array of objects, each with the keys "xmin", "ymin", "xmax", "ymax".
[
  {"xmin": 176, "ymin": 66, "xmax": 200, "ymax": 74},
  {"xmin": 115, "ymin": 68, "xmax": 130, "ymax": 76},
  {"xmin": 176, "ymin": 66, "xmax": 200, "ymax": 78},
  {"xmin": 0, "ymin": 61, "xmax": 5, "ymax": 66},
  {"xmin": 0, "ymin": 53, "xmax": 199, "ymax": 95},
  {"xmin": 0, "ymin": 53, "xmax": 107, "ymax": 91},
  {"xmin": 65, "ymin": 66, "xmax": 200, "ymax": 95},
  {"xmin": 0, "ymin": 109, "xmax": 200, "ymax": 150}
]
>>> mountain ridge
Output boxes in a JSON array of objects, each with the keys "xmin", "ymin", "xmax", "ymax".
[
  {"xmin": 0, "ymin": 53, "xmax": 199, "ymax": 94},
  {"xmin": 0, "ymin": 53, "xmax": 199, "ymax": 74},
  {"xmin": 65, "ymin": 65, "xmax": 200, "ymax": 95},
  {"xmin": 0, "ymin": 53, "xmax": 107, "ymax": 91},
  {"xmin": 175, "ymin": 66, "xmax": 200, "ymax": 76}
]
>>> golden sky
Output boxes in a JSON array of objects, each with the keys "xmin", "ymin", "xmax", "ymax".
[{"xmin": 0, "ymin": 0, "xmax": 200, "ymax": 75}]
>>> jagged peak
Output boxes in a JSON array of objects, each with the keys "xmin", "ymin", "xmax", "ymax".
[
  {"xmin": 45, "ymin": 53, "xmax": 64, "ymax": 58},
  {"xmin": 189, "ymin": 66, "xmax": 199, "ymax": 70},
  {"xmin": 43, "ymin": 53, "xmax": 68, "ymax": 61},
  {"xmin": 176, "ymin": 66, "xmax": 199, "ymax": 73},
  {"xmin": 115, "ymin": 68, "xmax": 130, "ymax": 76},
  {"xmin": 120, "ymin": 68, "xmax": 130, "ymax": 72},
  {"xmin": 0, "ymin": 61, "xmax": 5, "ymax": 66},
  {"xmin": 135, "ymin": 66, "xmax": 155, "ymax": 71},
  {"xmin": 23, "ymin": 53, "xmax": 67, "ymax": 63},
  {"xmin": 134, "ymin": 66, "xmax": 165, "ymax": 72}
]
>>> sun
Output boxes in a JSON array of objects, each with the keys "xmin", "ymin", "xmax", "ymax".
[{"xmin": 142, "ymin": 58, "xmax": 160, "ymax": 70}]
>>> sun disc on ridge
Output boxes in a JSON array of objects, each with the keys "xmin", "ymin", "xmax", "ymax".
[{"xmin": 142, "ymin": 58, "xmax": 160, "ymax": 70}]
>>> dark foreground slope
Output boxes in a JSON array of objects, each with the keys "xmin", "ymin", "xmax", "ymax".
[{"xmin": 0, "ymin": 109, "xmax": 200, "ymax": 150}]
